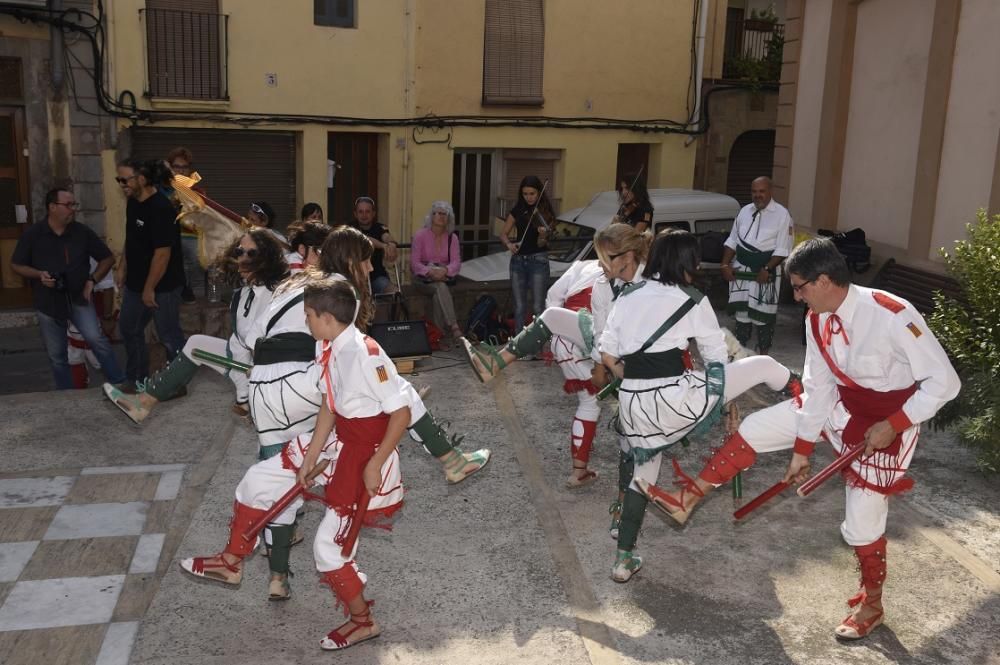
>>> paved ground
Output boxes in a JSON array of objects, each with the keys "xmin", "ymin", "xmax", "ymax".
[{"xmin": 0, "ymin": 305, "xmax": 998, "ymax": 664}]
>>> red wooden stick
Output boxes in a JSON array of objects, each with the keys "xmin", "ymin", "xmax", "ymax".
[
  {"xmin": 733, "ymin": 480, "xmax": 789, "ymax": 520},
  {"xmin": 242, "ymin": 460, "xmax": 329, "ymax": 542},
  {"xmin": 340, "ymin": 491, "xmax": 371, "ymax": 557},
  {"xmin": 797, "ymin": 445, "xmax": 866, "ymax": 497}
]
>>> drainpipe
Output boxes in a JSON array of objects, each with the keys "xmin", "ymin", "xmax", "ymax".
[
  {"xmin": 49, "ymin": 0, "xmax": 65, "ymax": 92},
  {"xmin": 684, "ymin": 0, "xmax": 710, "ymax": 146}
]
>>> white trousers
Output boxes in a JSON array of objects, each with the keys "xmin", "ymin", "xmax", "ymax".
[
  {"xmin": 182, "ymin": 334, "xmax": 249, "ymax": 402},
  {"xmin": 740, "ymin": 398, "xmax": 918, "ymax": 546},
  {"xmin": 233, "ymin": 431, "xmax": 404, "ymax": 573}
]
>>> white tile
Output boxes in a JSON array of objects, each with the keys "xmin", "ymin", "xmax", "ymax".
[
  {"xmin": 43, "ymin": 502, "xmax": 147, "ymax": 540},
  {"xmin": 0, "ymin": 575, "xmax": 124, "ymax": 631},
  {"xmin": 153, "ymin": 470, "xmax": 184, "ymax": 501},
  {"xmin": 0, "ymin": 541, "xmax": 39, "ymax": 582},
  {"xmin": 0, "ymin": 477, "xmax": 75, "ymax": 508},
  {"xmin": 81, "ymin": 463, "xmax": 185, "ymax": 475},
  {"xmin": 128, "ymin": 533, "xmax": 164, "ymax": 574},
  {"xmin": 95, "ymin": 621, "xmax": 139, "ymax": 665}
]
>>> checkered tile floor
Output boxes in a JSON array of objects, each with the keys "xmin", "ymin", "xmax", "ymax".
[{"xmin": 0, "ymin": 464, "xmax": 186, "ymax": 665}]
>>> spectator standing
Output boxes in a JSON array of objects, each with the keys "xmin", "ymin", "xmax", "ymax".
[
  {"xmin": 410, "ymin": 201, "xmax": 463, "ymax": 341},
  {"xmin": 10, "ymin": 187, "xmax": 125, "ymax": 389},
  {"xmin": 720, "ymin": 176, "xmax": 794, "ymax": 355},
  {"xmin": 115, "ymin": 159, "xmax": 187, "ymax": 386},
  {"xmin": 350, "ymin": 196, "xmax": 398, "ymax": 295},
  {"xmin": 166, "ymin": 147, "xmax": 201, "ymax": 302},
  {"xmin": 248, "ymin": 200, "xmax": 287, "ymax": 246}
]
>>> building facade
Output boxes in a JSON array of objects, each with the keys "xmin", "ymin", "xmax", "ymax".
[{"xmin": 0, "ymin": 0, "xmax": 710, "ymax": 308}]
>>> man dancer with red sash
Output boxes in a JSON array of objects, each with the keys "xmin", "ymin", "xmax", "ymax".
[{"xmin": 637, "ymin": 238, "xmax": 960, "ymax": 640}]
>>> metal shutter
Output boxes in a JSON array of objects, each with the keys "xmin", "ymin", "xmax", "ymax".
[
  {"xmin": 130, "ymin": 127, "xmax": 297, "ymax": 231},
  {"xmin": 726, "ymin": 129, "xmax": 775, "ymax": 206}
]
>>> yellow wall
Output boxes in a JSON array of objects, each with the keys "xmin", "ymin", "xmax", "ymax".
[
  {"xmin": 105, "ymin": 0, "xmax": 699, "ymax": 242},
  {"xmin": 0, "ymin": 15, "xmax": 49, "ymax": 40}
]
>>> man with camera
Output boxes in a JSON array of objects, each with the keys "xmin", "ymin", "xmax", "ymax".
[{"xmin": 11, "ymin": 187, "xmax": 125, "ymax": 390}]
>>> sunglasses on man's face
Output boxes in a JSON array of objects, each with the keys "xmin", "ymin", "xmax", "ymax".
[
  {"xmin": 115, "ymin": 176, "xmax": 136, "ymax": 185},
  {"xmin": 250, "ymin": 203, "xmax": 268, "ymax": 219},
  {"xmin": 233, "ymin": 248, "xmax": 259, "ymax": 259}
]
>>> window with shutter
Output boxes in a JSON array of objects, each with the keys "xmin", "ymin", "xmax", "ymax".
[
  {"xmin": 482, "ymin": 0, "xmax": 545, "ymax": 106},
  {"xmin": 500, "ymin": 149, "xmax": 560, "ymax": 217},
  {"xmin": 315, "ymin": 0, "xmax": 357, "ymax": 28},
  {"xmin": 143, "ymin": 1, "xmax": 227, "ymax": 100}
]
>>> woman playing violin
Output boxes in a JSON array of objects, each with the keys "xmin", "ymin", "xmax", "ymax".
[
  {"xmin": 501, "ymin": 175, "xmax": 556, "ymax": 335},
  {"xmin": 613, "ymin": 173, "xmax": 654, "ymax": 233}
]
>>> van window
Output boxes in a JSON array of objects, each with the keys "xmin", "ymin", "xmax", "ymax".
[
  {"xmin": 693, "ymin": 218, "xmax": 734, "ymax": 235},
  {"xmin": 546, "ymin": 220, "xmax": 594, "ymax": 263}
]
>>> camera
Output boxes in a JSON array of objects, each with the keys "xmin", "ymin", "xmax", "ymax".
[{"xmin": 53, "ymin": 272, "xmax": 67, "ymax": 292}]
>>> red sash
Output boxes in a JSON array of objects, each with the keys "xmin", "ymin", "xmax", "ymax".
[
  {"xmin": 810, "ymin": 312, "xmax": 917, "ymax": 456},
  {"xmin": 324, "ymin": 412, "xmax": 390, "ymax": 514},
  {"xmin": 564, "ymin": 287, "xmax": 593, "ymax": 312}
]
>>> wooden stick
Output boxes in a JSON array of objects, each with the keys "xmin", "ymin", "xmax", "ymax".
[
  {"xmin": 733, "ymin": 480, "xmax": 789, "ymax": 520},
  {"xmin": 340, "ymin": 491, "xmax": 372, "ymax": 557},
  {"xmin": 242, "ymin": 460, "xmax": 330, "ymax": 542},
  {"xmin": 192, "ymin": 348, "xmax": 252, "ymax": 373},
  {"xmin": 797, "ymin": 445, "xmax": 866, "ymax": 497}
]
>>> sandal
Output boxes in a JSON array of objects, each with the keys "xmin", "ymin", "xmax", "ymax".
[
  {"xmin": 268, "ymin": 575, "xmax": 291, "ymax": 601},
  {"xmin": 232, "ymin": 401, "xmax": 250, "ymax": 418},
  {"xmin": 835, "ymin": 593, "xmax": 884, "ymax": 640},
  {"xmin": 102, "ymin": 383, "xmax": 151, "ymax": 424},
  {"xmin": 565, "ymin": 466, "xmax": 599, "ymax": 489},
  {"xmin": 635, "ymin": 460, "xmax": 704, "ymax": 525},
  {"xmin": 179, "ymin": 553, "xmax": 242, "ymax": 586},
  {"xmin": 611, "ymin": 549, "xmax": 642, "ymax": 583},
  {"xmin": 441, "ymin": 448, "xmax": 492, "ymax": 484},
  {"xmin": 319, "ymin": 603, "xmax": 381, "ymax": 651},
  {"xmin": 461, "ymin": 337, "xmax": 506, "ymax": 384}
]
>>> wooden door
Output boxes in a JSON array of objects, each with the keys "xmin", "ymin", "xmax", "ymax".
[
  {"xmin": 0, "ymin": 106, "xmax": 31, "ymax": 308},
  {"xmin": 327, "ymin": 133, "xmax": 379, "ymax": 227}
]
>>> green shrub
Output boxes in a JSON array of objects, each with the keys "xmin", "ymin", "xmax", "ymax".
[{"xmin": 928, "ymin": 208, "xmax": 1000, "ymax": 473}]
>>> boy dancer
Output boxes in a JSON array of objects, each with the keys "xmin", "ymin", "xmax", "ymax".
[{"xmin": 298, "ymin": 277, "xmax": 409, "ymax": 650}]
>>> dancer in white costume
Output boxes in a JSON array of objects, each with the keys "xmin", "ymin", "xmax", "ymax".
[
  {"xmin": 103, "ymin": 228, "xmax": 289, "ymax": 422},
  {"xmin": 598, "ymin": 230, "xmax": 798, "ymax": 583}
]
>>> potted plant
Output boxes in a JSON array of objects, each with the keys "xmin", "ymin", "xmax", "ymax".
[{"xmin": 744, "ymin": 4, "xmax": 779, "ymax": 32}]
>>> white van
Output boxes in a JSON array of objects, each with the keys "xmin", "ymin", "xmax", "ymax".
[{"xmin": 459, "ymin": 188, "xmax": 741, "ymax": 282}]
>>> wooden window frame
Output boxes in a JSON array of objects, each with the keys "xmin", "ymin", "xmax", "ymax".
[
  {"xmin": 482, "ymin": 0, "xmax": 545, "ymax": 107},
  {"xmin": 314, "ymin": 0, "xmax": 357, "ymax": 29}
]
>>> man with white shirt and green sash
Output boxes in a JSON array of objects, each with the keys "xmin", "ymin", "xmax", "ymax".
[{"xmin": 720, "ymin": 176, "xmax": 794, "ymax": 354}]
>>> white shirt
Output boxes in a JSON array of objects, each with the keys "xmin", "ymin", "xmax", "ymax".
[
  {"xmin": 230, "ymin": 284, "xmax": 275, "ymax": 354},
  {"xmin": 797, "ymin": 285, "xmax": 961, "ymax": 442},
  {"xmin": 284, "ymin": 251, "xmax": 305, "ymax": 275},
  {"xmin": 601, "ymin": 280, "xmax": 727, "ymax": 365},
  {"xmin": 317, "ymin": 325, "xmax": 409, "ymax": 419},
  {"xmin": 724, "ymin": 199, "xmax": 794, "ymax": 257},
  {"xmin": 590, "ymin": 262, "xmax": 647, "ymax": 363},
  {"xmin": 546, "ymin": 259, "xmax": 603, "ymax": 309}
]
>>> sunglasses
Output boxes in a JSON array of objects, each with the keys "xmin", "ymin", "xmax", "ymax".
[
  {"xmin": 233, "ymin": 248, "xmax": 259, "ymax": 258},
  {"xmin": 115, "ymin": 176, "xmax": 136, "ymax": 184},
  {"xmin": 250, "ymin": 203, "xmax": 269, "ymax": 220}
]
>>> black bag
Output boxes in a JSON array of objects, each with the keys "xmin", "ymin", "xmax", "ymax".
[
  {"xmin": 464, "ymin": 294, "xmax": 508, "ymax": 343},
  {"xmin": 818, "ymin": 227, "xmax": 872, "ymax": 274},
  {"xmin": 700, "ymin": 231, "xmax": 727, "ymax": 264}
]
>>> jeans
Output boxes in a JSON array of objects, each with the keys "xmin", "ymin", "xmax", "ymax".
[
  {"xmin": 510, "ymin": 252, "xmax": 550, "ymax": 334},
  {"xmin": 37, "ymin": 302, "xmax": 125, "ymax": 389},
  {"xmin": 181, "ymin": 235, "xmax": 204, "ymax": 291},
  {"xmin": 371, "ymin": 274, "xmax": 393, "ymax": 295},
  {"xmin": 119, "ymin": 287, "xmax": 187, "ymax": 382}
]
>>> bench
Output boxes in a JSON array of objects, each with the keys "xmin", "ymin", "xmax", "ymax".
[{"xmin": 869, "ymin": 258, "xmax": 964, "ymax": 314}]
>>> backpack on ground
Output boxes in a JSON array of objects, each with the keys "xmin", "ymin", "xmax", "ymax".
[{"xmin": 464, "ymin": 294, "xmax": 508, "ymax": 344}]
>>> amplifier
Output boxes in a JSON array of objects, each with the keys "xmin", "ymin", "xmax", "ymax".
[{"xmin": 368, "ymin": 320, "xmax": 431, "ymax": 358}]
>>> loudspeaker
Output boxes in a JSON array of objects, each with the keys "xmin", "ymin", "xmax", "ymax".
[{"xmin": 368, "ymin": 320, "xmax": 432, "ymax": 358}]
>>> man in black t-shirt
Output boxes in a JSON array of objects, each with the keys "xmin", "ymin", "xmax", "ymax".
[
  {"xmin": 349, "ymin": 196, "xmax": 398, "ymax": 295},
  {"xmin": 115, "ymin": 160, "xmax": 187, "ymax": 384},
  {"xmin": 11, "ymin": 188, "xmax": 125, "ymax": 389}
]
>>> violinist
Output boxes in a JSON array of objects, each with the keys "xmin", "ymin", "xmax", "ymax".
[
  {"xmin": 613, "ymin": 173, "xmax": 654, "ymax": 233},
  {"xmin": 501, "ymin": 175, "xmax": 556, "ymax": 335}
]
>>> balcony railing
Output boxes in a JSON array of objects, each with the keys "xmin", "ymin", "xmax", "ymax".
[
  {"xmin": 140, "ymin": 8, "xmax": 229, "ymax": 100},
  {"xmin": 722, "ymin": 18, "xmax": 785, "ymax": 83}
]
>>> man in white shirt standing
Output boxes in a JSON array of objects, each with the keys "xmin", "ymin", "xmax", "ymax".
[{"xmin": 721, "ymin": 176, "xmax": 794, "ymax": 354}]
